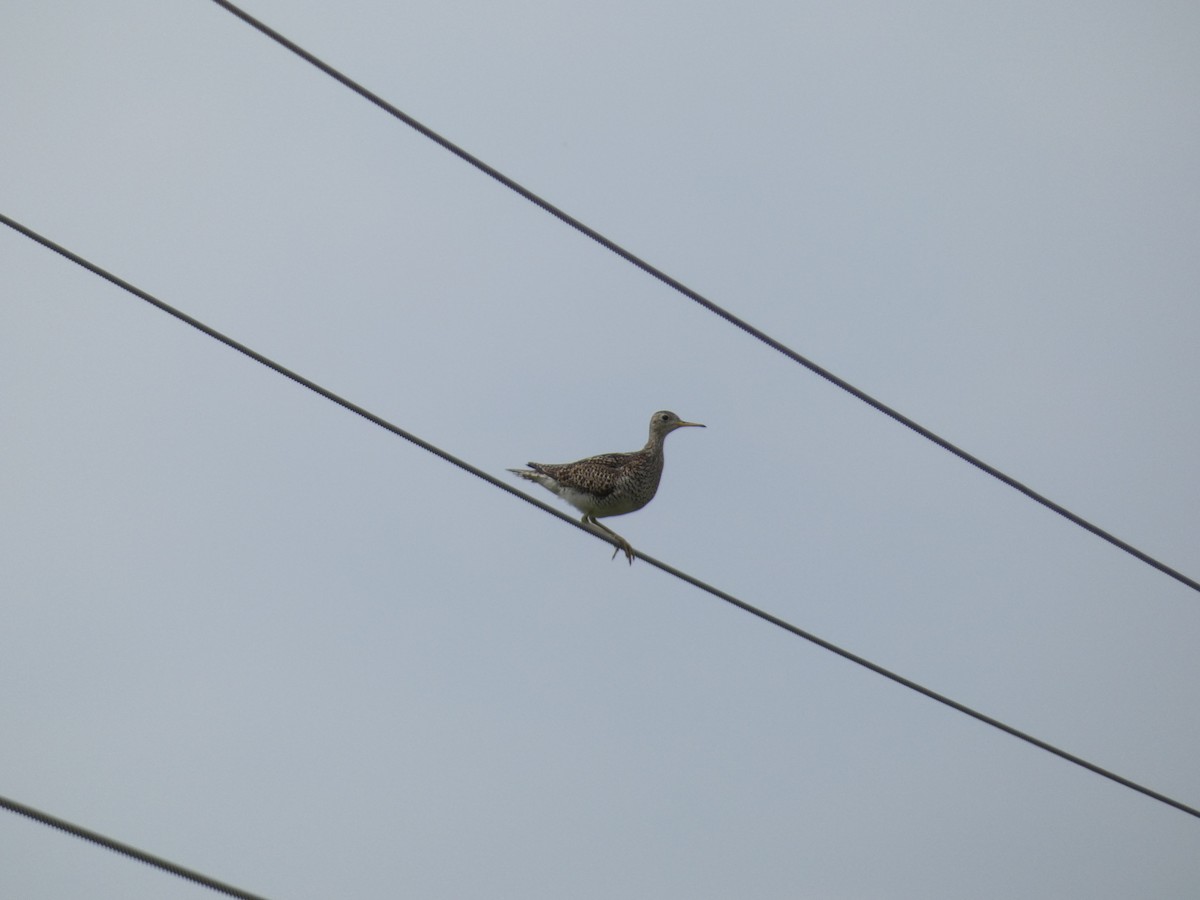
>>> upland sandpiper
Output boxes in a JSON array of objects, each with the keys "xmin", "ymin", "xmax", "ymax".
[{"xmin": 508, "ymin": 410, "xmax": 705, "ymax": 564}]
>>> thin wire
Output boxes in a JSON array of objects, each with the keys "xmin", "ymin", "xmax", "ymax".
[
  {"xmin": 4, "ymin": 211, "xmax": 1196, "ymax": 821},
  {"xmin": 206, "ymin": 0, "xmax": 1200, "ymax": 597},
  {"xmin": 0, "ymin": 793, "xmax": 272, "ymax": 900}
]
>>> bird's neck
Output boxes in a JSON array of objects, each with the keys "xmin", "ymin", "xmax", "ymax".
[{"xmin": 644, "ymin": 430, "xmax": 667, "ymax": 453}]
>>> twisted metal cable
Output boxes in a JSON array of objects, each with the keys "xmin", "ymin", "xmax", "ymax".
[
  {"xmin": 3, "ymin": 210, "xmax": 1195, "ymax": 822},
  {"xmin": 0, "ymin": 793, "xmax": 272, "ymax": 900},
  {"xmin": 206, "ymin": 0, "xmax": 1200, "ymax": 597}
]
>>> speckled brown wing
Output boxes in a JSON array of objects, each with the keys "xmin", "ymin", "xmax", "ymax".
[{"xmin": 528, "ymin": 452, "xmax": 639, "ymax": 499}]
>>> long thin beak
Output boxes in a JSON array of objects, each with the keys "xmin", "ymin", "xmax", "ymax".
[{"xmin": 678, "ymin": 421, "xmax": 705, "ymax": 428}]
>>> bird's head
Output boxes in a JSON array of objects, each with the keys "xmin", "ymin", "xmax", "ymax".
[{"xmin": 649, "ymin": 410, "xmax": 705, "ymax": 437}]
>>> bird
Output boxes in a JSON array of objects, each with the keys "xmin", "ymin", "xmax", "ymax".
[{"xmin": 508, "ymin": 410, "xmax": 705, "ymax": 564}]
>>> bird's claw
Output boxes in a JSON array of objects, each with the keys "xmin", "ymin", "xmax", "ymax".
[{"xmin": 611, "ymin": 540, "xmax": 635, "ymax": 565}]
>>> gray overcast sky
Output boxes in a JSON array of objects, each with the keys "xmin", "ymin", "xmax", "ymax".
[{"xmin": 3, "ymin": 1, "xmax": 1199, "ymax": 898}]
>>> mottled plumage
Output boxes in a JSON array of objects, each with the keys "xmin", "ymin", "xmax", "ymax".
[{"xmin": 508, "ymin": 410, "xmax": 704, "ymax": 564}]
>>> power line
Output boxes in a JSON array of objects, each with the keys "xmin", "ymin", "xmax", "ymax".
[
  {"xmin": 0, "ymin": 793, "xmax": 272, "ymax": 900},
  {"xmin": 4, "ymin": 210, "xmax": 1196, "ymax": 821},
  {"xmin": 206, "ymin": 0, "xmax": 1200, "ymax": 598}
]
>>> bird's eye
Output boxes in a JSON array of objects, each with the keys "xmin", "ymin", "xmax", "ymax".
[{"xmin": 660, "ymin": 414, "xmax": 670, "ymax": 421}]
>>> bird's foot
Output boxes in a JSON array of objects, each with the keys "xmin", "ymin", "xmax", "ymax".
[
  {"xmin": 610, "ymin": 538, "xmax": 635, "ymax": 565},
  {"xmin": 583, "ymin": 516, "xmax": 636, "ymax": 565}
]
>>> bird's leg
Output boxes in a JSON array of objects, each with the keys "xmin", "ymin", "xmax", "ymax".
[{"xmin": 583, "ymin": 515, "xmax": 636, "ymax": 565}]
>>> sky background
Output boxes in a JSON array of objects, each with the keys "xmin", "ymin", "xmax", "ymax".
[{"xmin": 3, "ymin": 1, "xmax": 1199, "ymax": 897}]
